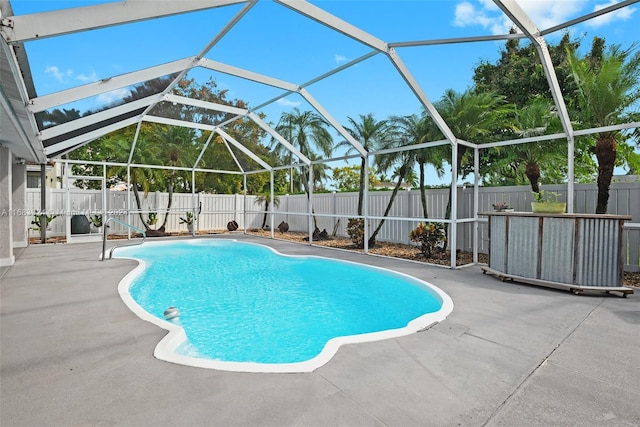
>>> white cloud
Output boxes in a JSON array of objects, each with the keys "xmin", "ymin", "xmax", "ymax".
[
  {"xmin": 44, "ymin": 65, "xmax": 72, "ymax": 82},
  {"xmin": 334, "ymin": 54, "xmax": 348, "ymax": 64},
  {"xmin": 454, "ymin": 1, "xmax": 508, "ymax": 34},
  {"xmin": 586, "ymin": 0, "xmax": 636, "ymax": 27},
  {"xmin": 453, "ymin": 0, "xmax": 631, "ymax": 34},
  {"xmin": 276, "ymin": 98, "xmax": 301, "ymax": 108},
  {"xmin": 76, "ymin": 71, "xmax": 98, "ymax": 83},
  {"xmin": 96, "ymin": 88, "xmax": 131, "ymax": 106}
]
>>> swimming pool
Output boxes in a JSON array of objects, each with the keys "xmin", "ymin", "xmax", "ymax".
[{"xmin": 114, "ymin": 239, "xmax": 453, "ymax": 373}]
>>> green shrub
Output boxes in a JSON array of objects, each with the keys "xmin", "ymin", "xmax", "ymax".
[{"xmin": 409, "ymin": 222, "xmax": 446, "ymax": 258}]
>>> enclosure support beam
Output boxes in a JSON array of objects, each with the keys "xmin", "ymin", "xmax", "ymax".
[
  {"xmin": 307, "ymin": 166, "xmax": 314, "ymax": 245},
  {"xmin": 270, "ymin": 171, "xmax": 275, "ymax": 239},
  {"xmin": 363, "ymin": 155, "xmax": 370, "ymax": 254},
  {"xmin": 1, "ymin": 0, "xmax": 248, "ymax": 43},
  {"xmin": 450, "ymin": 142, "xmax": 458, "ymax": 269},
  {"xmin": 29, "ymin": 57, "xmax": 197, "ymax": 113},
  {"xmin": 473, "ymin": 146, "xmax": 480, "ymax": 264}
]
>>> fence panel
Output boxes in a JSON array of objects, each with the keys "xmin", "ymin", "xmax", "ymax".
[{"xmin": 25, "ymin": 182, "xmax": 639, "ymax": 270}]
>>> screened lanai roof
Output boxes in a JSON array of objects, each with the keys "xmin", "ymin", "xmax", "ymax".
[{"xmin": 1, "ymin": 0, "xmax": 638, "ymax": 174}]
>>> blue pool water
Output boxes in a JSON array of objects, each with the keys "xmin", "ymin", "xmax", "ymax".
[{"xmin": 114, "ymin": 239, "xmax": 452, "ymax": 371}]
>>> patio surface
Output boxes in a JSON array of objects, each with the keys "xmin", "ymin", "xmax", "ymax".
[{"xmin": 1, "ymin": 234, "xmax": 639, "ymax": 426}]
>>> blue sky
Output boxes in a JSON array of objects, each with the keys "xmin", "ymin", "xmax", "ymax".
[{"xmin": 8, "ymin": 0, "xmax": 640, "ymax": 182}]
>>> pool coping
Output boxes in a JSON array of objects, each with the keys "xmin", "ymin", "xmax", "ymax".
[{"xmin": 115, "ymin": 238, "xmax": 454, "ymax": 373}]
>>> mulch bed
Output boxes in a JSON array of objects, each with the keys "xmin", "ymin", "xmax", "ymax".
[
  {"xmin": 245, "ymin": 229, "xmax": 640, "ymax": 288},
  {"xmin": 28, "ymin": 230, "xmax": 640, "ymax": 288}
]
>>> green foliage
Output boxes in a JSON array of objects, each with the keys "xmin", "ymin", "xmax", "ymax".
[
  {"xmin": 31, "ymin": 213, "xmax": 59, "ymax": 230},
  {"xmin": 473, "ymin": 31, "xmax": 580, "ymax": 109},
  {"xmin": 339, "ymin": 113, "xmax": 399, "ymax": 215},
  {"xmin": 179, "ymin": 212, "xmax": 193, "ymax": 225},
  {"xmin": 332, "ymin": 165, "xmax": 379, "ymax": 192},
  {"xmin": 146, "ymin": 212, "xmax": 158, "ymax": 227},
  {"xmin": 409, "ymin": 222, "xmax": 446, "ymax": 259},
  {"xmin": 532, "ymin": 190, "xmax": 562, "ymax": 202},
  {"xmin": 272, "ymin": 108, "xmax": 334, "ymax": 194},
  {"xmin": 90, "ymin": 215, "xmax": 103, "ymax": 228}
]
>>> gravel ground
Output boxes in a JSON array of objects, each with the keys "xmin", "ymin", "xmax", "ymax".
[{"xmin": 245, "ymin": 229, "xmax": 640, "ymax": 288}]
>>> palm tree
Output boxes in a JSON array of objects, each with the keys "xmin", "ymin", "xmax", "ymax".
[
  {"xmin": 504, "ymin": 97, "xmax": 565, "ymax": 194},
  {"xmin": 393, "ymin": 113, "xmax": 445, "ymax": 218},
  {"xmin": 254, "ymin": 193, "xmax": 280, "ymax": 229},
  {"xmin": 567, "ymin": 42, "xmax": 640, "ymax": 213},
  {"xmin": 150, "ymin": 125, "xmax": 195, "ymax": 230},
  {"xmin": 436, "ymin": 89, "xmax": 514, "ymax": 220},
  {"xmin": 337, "ymin": 113, "xmax": 397, "ymax": 215},
  {"xmin": 104, "ymin": 133, "xmax": 166, "ymax": 231},
  {"xmin": 272, "ymin": 108, "xmax": 333, "ymax": 193}
]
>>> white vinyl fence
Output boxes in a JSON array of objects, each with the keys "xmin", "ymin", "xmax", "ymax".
[{"xmin": 26, "ymin": 182, "xmax": 639, "ymax": 271}]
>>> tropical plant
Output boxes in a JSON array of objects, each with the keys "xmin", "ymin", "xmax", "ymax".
[
  {"xmin": 89, "ymin": 214, "xmax": 103, "ymax": 228},
  {"xmin": 272, "ymin": 108, "xmax": 333, "ymax": 194},
  {"xmin": 338, "ymin": 113, "xmax": 398, "ymax": 215},
  {"xmin": 392, "ymin": 113, "xmax": 447, "ymax": 218},
  {"xmin": 566, "ymin": 40, "xmax": 640, "ymax": 213},
  {"xmin": 435, "ymin": 89, "xmax": 514, "ymax": 230},
  {"xmin": 179, "ymin": 212, "xmax": 193, "ymax": 225},
  {"xmin": 149, "ymin": 125, "xmax": 195, "ymax": 230},
  {"xmin": 409, "ymin": 222, "xmax": 446, "ymax": 259},
  {"xmin": 31, "ymin": 213, "xmax": 59, "ymax": 231},
  {"xmin": 146, "ymin": 212, "xmax": 158, "ymax": 229},
  {"xmin": 533, "ymin": 190, "xmax": 562, "ymax": 203}
]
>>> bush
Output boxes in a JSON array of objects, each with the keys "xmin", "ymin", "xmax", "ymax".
[
  {"xmin": 409, "ymin": 222, "xmax": 446, "ymax": 258},
  {"xmin": 346, "ymin": 218, "xmax": 365, "ymax": 248}
]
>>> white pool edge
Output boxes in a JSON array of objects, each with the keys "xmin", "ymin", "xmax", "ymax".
[{"xmin": 115, "ymin": 238, "xmax": 454, "ymax": 374}]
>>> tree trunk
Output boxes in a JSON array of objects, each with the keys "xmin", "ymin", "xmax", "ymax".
[
  {"xmin": 444, "ymin": 146, "xmax": 467, "ymax": 221},
  {"xmin": 419, "ymin": 162, "xmax": 428, "ymax": 218},
  {"xmin": 595, "ymin": 133, "xmax": 616, "ymax": 214},
  {"xmin": 261, "ymin": 201, "xmax": 270, "ymax": 229},
  {"xmin": 368, "ymin": 165, "xmax": 406, "ymax": 247},
  {"xmin": 525, "ymin": 161, "xmax": 541, "ymax": 194},
  {"xmin": 160, "ymin": 169, "xmax": 175, "ymax": 230},
  {"xmin": 131, "ymin": 175, "xmax": 151, "ymax": 232},
  {"xmin": 357, "ymin": 158, "xmax": 365, "ymax": 216},
  {"xmin": 302, "ymin": 166, "xmax": 319, "ymax": 230}
]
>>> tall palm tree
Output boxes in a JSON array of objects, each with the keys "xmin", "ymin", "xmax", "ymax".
[
  {"xmin": 104, "ymin": 133, "xmax": 166, "ymax": 231},
  {"xmin": 272, "ymin": 108, "xmax": 333, "ymax": 193},
  {"xmin": 337, "ymin": 113, "xmax": 397, "ymax": 215},
  {"xmin": 567, "ymin": 42, "xmax": 640, "ymax": 213},
  {"xmin": 506, "ymin": 97, "xmax": 564, "ymax": 194},
  {"xmin": 436, "ymin": 89, "xmax": 514, "ymax": 220},
  {"xmin": 150, "ymin": 125, "xmax": 195, "ymax": 230},
  {"xmin": 393, "ymin": 113, "xmax": 445, "ymax": 218}
]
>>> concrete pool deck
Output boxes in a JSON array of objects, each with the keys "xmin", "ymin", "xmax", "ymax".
[{"xmin": 1, "ymin": 235, "xmax": 639, "ymax": 426}]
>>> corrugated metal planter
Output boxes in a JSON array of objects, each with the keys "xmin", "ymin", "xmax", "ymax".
[{"xmin": 482, "ymin": 212, "xmax": 634, "ymax": 297}]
